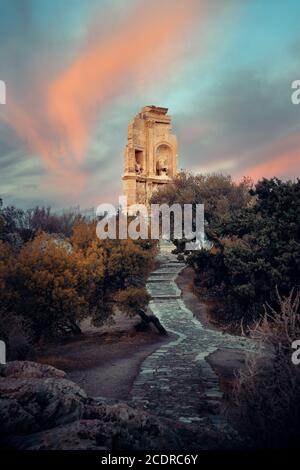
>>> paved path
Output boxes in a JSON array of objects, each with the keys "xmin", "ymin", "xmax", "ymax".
[{"xmin": 130, "ymin": 244, "xmax": 256, "ymax": 428}]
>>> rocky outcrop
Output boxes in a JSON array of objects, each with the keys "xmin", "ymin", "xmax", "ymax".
[
  {"xmin": 0, "ymin": 360, "xmax": 242, "ymax": 450},
  {"xmin": 0, "ymin": 361, "xmax": 186, "ymax": 450},
  {"xmin": 2, "ymin": 402, "xmax": 183, "ymax": 450},
  {"xmin": 0, "ymin": 376, "xmax": 86, "ymax": 435},
  {"xmin": 0, "ymin": 361, "xmax": 86, "ymax": 437}
]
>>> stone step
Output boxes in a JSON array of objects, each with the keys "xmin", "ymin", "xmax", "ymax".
[
  {"xmin": 165, "ymin": 262, "xmax": 186, "ymax": 267},
  {"xmin": 131, "ymin": 250, "xmax": 256, "ymax": 430},
  {"xmin": 152, "ymin": 268, "xmax": 183, "ymax": 274},
  {"xmin": 149, "ymin": 272, "xmax": 176, "ymax": 277},
  {"xmin": 149, "ymin": 294, "xmax": 182, "ymax": 299}
]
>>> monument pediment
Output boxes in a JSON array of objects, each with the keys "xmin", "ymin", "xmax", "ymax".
[{"xmin": 142, "ymin": 105, "xmax": 168, "ymax": 115}]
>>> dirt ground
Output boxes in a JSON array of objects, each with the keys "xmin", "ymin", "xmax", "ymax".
[
  {"xmin": 36, "ymin": 313, "xmax": 169, "ymax": 399},
  {"xmin": 35, "ymin": 266, "xmax": 251, "ymax": 402},
  {"xmin": 176, "ymin": 266, "xmax": 260, "ymax": 397},
  {"xmin": 176, "ymin": 266, "xmax": 218, "ymax": 329}
]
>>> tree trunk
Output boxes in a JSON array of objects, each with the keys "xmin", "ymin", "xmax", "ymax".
[{"xmin": 137, "ymin": 308, "xmax": 167, "ymax": 335}]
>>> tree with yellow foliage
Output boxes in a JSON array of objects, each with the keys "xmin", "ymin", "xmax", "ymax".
[{"xmin": 0, "ymin": 221, "xmax": 157, "ymax": 343}]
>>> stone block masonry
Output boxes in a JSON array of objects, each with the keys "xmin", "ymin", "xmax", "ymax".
[{"xmin": 122, "ymin": 106, "xmax": 178, "ymax": 209}]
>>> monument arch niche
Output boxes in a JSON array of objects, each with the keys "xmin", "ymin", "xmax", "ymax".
[
  {"xmin": 123, "ymin": 106, "xmax": 178, "ymax": 210},
  {"xmin": 134, "ymin": 149, "xmax": 144, "ymax": 174},
  {"xmin": 155, "ymin": 143, "xmax": 174, "ymax": 177}
]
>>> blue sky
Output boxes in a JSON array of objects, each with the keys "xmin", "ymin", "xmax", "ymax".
[{"xmin": 0, "ymin": 0, "xmax": 300, "ymax": 209}]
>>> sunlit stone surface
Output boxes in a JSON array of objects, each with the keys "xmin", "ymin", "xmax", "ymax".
[{"xmin": 122, "ymin": 106, "xmax": 178, "ymax": 209}]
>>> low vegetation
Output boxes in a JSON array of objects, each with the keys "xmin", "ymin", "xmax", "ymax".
[
  {"xmin": 0, "ymin": 201, "xmax": 157, "ymax": 359},
  {"xmin": 153, "ymin": 172, "xmax": 300, "ymax": 448},
  {"xmin": 187, "ymin": 177, "xmax": 300, "ymax": 326},
  {"xmin": 1, "ymin": 174, "xmax": 300, "ymax": 448},
  {"xmin": 152, "ymin": 173, "xmax": 300, "ymax": 327},
  {"xmin": 233, "ymin": 290, "xmax": 300, "ymax": 448}
]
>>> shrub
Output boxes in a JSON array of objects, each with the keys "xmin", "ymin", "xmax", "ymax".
[
  {"xmin": 188, "ymin": 178, "xmax": 300, "ymax": 325},
  {"xmin": 0, "ymin": 220, "xmax": 156, "ymax": 346},
  {"xmin": 115, "ymin": 287, "xmax": 151, "ymax": 316},
  {"xmin": 150, "ymin": 171, "xmax": 252, "ymax": 229},
  {"xmin": 0, "ymin": 234, "xmax": 93, "ymax": 340},
  {"xmin": 233, "ymin": 290, "xmax": 300, "ymax": 448},
  {"xmin": 0, "ymin": 198, "xmax": 84, "ymax": 244}
]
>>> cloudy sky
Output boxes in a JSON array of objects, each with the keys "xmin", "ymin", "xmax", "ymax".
[{"xmin": 0, "ymin": 0, "xmax": 300, "ymax": 209}]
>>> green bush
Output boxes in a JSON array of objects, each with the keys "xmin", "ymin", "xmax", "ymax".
[{"xmin": 188, "ymin": 178, "xmax": 300, "ymax": 324}]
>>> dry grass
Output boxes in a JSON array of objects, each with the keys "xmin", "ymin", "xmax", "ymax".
[
  {"xmin": 245, "ymin": 287, "xmax": 300, "ymax": 349},
  {"xmin": 233, "ymin": 289, "xmax": 300, "ymax": 448}
]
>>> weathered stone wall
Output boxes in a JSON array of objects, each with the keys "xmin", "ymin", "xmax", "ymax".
[{"xmin": 123, "ymin": 106, "xmax": 178, "ymax": 209}]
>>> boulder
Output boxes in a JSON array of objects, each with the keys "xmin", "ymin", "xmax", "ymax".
[
  {"xmin": 0, "ymin": 376, "xmax": 86, "ymax": 435},
  {"xmin": 0, "ymin": 361, "xmax": 241, "ymax": 450},
  {"xmin": 83, "ymin": 400, "xmax": 183, "ymax": 449},
  {"xmin": 1, "ymin": 403, "xmax": 183, "ymax": 451},
  {"xmin": 0, "ymin": 357, "xmax": 182, "ymax": 450}
]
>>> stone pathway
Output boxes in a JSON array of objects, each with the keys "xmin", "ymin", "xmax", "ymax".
[{"xmin": 130, "ymin": 243, "xmax": 257, "ymax": 428}]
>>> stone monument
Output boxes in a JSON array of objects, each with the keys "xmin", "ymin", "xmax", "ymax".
[{"xmin": 122, "ymin": 106, "xmax": 178, "ymax": 210}]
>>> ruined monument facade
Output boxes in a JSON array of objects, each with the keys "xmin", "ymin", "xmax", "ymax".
[{"xmin": 122, "ymin": 106, "xmax": 178, "ymax": 209}]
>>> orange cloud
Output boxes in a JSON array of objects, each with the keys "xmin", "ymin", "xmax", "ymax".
[
  {"xmin": 47, "ymin": 0, "xmax": 200, "ymax": 163},
  {"xmin": 2, "ymin": 0, "xmax": 201, "ymax": 199},
  {"xmin": 244, "ymin": 152, "xmax": 300, "ymax": 181},
  {"xmin": 5, "ymin": 101, "xmax": 87, "ymax": 193},
  {"xmin": 237, "ymin": 132, "xmax": 300, "ymax": 181},
  {"xmin": 6, "ymin": 102, "xmax": 56, "ymax": 171}
]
